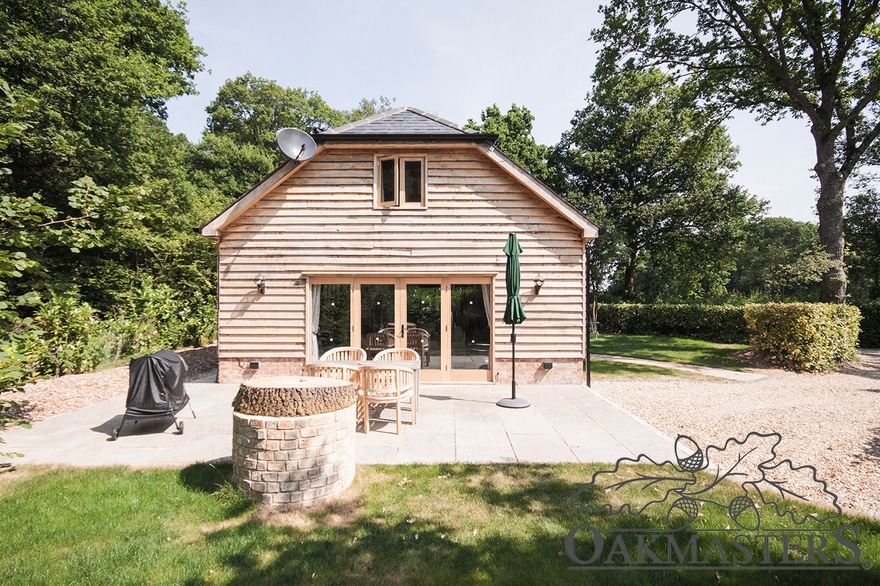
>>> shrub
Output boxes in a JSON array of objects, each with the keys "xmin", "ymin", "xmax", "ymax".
[
  {"xmin": 856, "ymin": 300, "xmax": 879, "ymax": 348},
  {"xmin": 6, "ymin": 279, "xmax": 217, "ymax": 382},
  {"xmin": 743, "ymin": 303, "xmax": 861, "ymax": 372},
  {"xmin": 597, "ymin": 303, "xmax": 748, "ymax": 343},
  {"xmin": 28, "ymin": 292, "xmax": 105, "ymax": 376}
]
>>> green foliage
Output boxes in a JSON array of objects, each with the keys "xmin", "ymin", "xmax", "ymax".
[
  {"xmin": 553, "ymin": 68, "xmax": 762, "ymax": 302},
  {"xmin": 597, "ymin": 303, "xmax": 748, "ymax": 342},
  {"xmin": 730, "ymin": 217, "xmax": 833, "ymax": 300},
  {"xmin": 0, "ymin": 1, "xmax": 215, "ymax": 314},
  {"xmin": 8, "ymin": 281, "xmax": 215, "ymax": 380},
  {"xmin": 593, "ymin": 0, "xmax": 880, "ymax": 303},
  {"xmin": 27, "ymin": 291, "xmax": 101, "ymax": 376},
  {"xmin": 845, "ymin": 178, "xmax": 880, "ymax": 303},
  {"xmin": 464, "ymin": 103, "xmax": 550, "ymax": 180},
  {"xmin": 0, "ymin": 0, "xmax": 204, "ymax": 197},
  {"xmin": 192, "ymin": 73, "xmax": 392, "ymax": 201},
  {"xmin": 743, "ymin": 303, "xmax": 861, "ymax": 372},
  {"xmin": 856, "ymin": 300, "xmax": 880, "ymax": 348},
  {"xmin": 205, "ymin": 72, "xmax": 345, "ymax": 149}
]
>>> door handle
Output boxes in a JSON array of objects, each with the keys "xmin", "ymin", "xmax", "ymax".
[{"xmin": 400, "ymin": 324, "xmax": 406, "ymax": 337}]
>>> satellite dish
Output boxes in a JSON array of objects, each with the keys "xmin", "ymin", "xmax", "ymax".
[{"xmin": 276, "ymin": 127, "xmax": 317, "ymax": 162}]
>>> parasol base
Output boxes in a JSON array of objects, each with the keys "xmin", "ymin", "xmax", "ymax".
[{"xmin": 496, "ymin": 397, "xmax": 530, "ymax": 409}]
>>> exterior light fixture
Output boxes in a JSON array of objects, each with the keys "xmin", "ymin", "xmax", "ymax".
[
  {"xmin": 254, "ymin": 275, "xmax": 266, "ymax": 294},
  {"xmin": 534, "ymin": 274, "xmax": 545, "ymax": 294}
]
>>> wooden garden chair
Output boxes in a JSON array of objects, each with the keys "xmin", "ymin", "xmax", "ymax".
[
  {"xmin": 373, "ymin": 347, "xmax": 420, "ymax": 362},
  {"xmin": 406, "ymin": 328, "xmax": 431, "ymax": 366},
  {"xmin": 358, "ymin": 364, "xmax": 416, "ymax": 434},
  {"xmin": 319, "ymin": 346, "xmax": 367, "ymax": 362},
  {"xmin": 364, "ymin": 331, "xmax": 394, "ymax": 359},
  {"xmin": 303, "ymin": 362, "xmax": 363, "ymax": 420}
]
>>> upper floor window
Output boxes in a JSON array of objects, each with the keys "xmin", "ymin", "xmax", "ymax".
[{"xmin": 376, "ymin": 156, "xmax": 426, "ymax": 208}]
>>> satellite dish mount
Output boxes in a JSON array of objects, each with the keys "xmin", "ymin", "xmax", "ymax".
[{"xmin": 276, "ymin": 128, "xmax": 318, "ymax": 162}]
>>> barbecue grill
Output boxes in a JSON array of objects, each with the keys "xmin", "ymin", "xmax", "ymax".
[{"xmin": 111, "ymin": 350, "xmax": 195, "ymax": 440}]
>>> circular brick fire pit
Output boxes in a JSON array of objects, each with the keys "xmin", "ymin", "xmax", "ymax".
[{"xmin": 231, "ymin": 375, "xmax": 356, "ymax": 508}]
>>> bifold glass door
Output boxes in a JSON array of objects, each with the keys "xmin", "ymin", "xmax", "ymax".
[{"xmin": 310, "ymin": 277, "xmax": 492, "ymax": 381}]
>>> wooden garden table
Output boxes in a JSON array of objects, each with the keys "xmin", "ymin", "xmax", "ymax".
[{"xmin": 316, "ymin": 359, "xmax": 421, "ymax": 415}]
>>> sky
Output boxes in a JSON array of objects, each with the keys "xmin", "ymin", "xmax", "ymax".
[{"xmin": 164, "ymin": 0, "xmax": 819, "ymax": 222}]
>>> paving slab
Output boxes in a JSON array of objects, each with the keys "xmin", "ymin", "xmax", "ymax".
[{"xmin": 1, "ymin": 382, "xmax": 674, "ymax": 468}]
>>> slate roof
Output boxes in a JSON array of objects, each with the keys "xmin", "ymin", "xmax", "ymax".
[{"xmin": 317, "ymin": 107, "xmax": 492, "ymax": 141}]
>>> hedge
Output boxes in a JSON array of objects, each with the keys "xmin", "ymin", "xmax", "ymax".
[
  {"xmin": 857, "ymin": 300, "xmax": 880, "ymax": 348},
  {"xmin": 596, "ymin": 303, "xmax": 748, "ymax": 343},
  {"xmin": 743, "ymin": 303, "xmax": 861, "ymax": 372}
]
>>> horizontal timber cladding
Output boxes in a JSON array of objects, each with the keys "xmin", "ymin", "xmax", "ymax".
[{"xmin": 216, "ymin": 146, "xmax": 586, "ymax": 364}]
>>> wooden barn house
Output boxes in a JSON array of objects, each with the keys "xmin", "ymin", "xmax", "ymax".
[{"xmin": 200, "ymin": 107, "xmax": 598, "ymax": 384}]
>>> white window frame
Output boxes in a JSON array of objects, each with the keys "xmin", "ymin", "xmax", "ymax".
[{"xmin": 374, "ymin": 155, "xmax": 427, "ymax": 209}]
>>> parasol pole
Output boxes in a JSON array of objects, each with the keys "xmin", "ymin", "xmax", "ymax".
[{"xmin": 511, "ymin": 323, "xmax": 516, "ymax": 399}]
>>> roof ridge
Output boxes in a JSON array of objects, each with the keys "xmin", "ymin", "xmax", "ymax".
[
  {"xmin": 402, "ymin": 107, "xmax": 462, "ymax": 131},
  {"xmin": 320, "ymin": 106, "xmax": 409, "ymax": 134},
  {"xmin": 320, "ymin": 106, "xmax": 465, "ymax": 135}
]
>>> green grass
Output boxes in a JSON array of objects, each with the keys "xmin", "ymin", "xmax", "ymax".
[
  {"xmin": 0, "ymin": 464, "xmax": 876, "ymax": 585},
  {"xmin": 590, "ymin": 334, "xmax": 752, "ymax": 370},
  {"xmin": 589, "ymin": 359, "xmax": 707, "ymax": 379}
]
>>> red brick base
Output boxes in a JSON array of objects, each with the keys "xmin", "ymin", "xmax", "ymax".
[
  {"xmin": 494, "ymin": 358, "xmax": 584, "ymax": 385},
  {"xmin": 218, "ymin": 357, "xmax": 305, "ymax": 383}
]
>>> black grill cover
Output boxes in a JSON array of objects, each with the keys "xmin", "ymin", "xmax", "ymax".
[{"xmin": 125, "ymin": 350, "xmax": 189, "ymax": 416}]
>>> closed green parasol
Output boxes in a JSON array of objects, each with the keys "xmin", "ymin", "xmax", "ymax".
[{"xmin": 498, "ymin": 233, "xmax": 530, "ymax": 408}]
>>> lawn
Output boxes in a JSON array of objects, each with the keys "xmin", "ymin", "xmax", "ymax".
[
  {"xmin": 590, "ymin": 334, "xmax": 752, "ymax": 370},
  {"xmin": 0, "ymin": 463, "xmax": 876, "ymax": 585},
  {"xmin": 589, "ymin": 359, "xmax": 707, "ymax": 379}
]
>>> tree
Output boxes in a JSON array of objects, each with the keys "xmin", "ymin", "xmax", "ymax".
[
  {"xmin": 593, "ymin": 0, "xmax": 880, "ymax": 303},
  {"xmin": 192, "ymin": 73, "xmax": 392, "ymax": 200},
  {"xmin": 0, "ymin": 0, "xmax": 206, "ymax": 310},
  {"xmin": 0, "ymin": 0, "xmax": 204, "ymax": 199},
  {"xmin": 729, "ymin": 217, "xmax": 833, "ymax": 300},
  {"xmin": 204, "ymin": 72, "xmax": 345, "ymax": 153},
  {"xmin": 464, "ymin": 104, "xmax": 550, "ymax": 180},
  {"xmin": 845, "ymin": 177, "xmax": 880, "ymax": 302},
  {"xmin": 551, "ymin": 68, "xmax": 762, "ymax": 301}
]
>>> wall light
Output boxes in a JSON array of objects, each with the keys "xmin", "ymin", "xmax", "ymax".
[
  {"xmin": 534, "ymin": 274, "xmax": 545, "ymax": 294},
  {"xmin": 254, "ymin": 274, "xmax": 266, "ymax": 294}
]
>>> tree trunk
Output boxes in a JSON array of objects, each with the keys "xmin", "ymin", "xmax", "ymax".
[
  {"xmin": 623, "ymin": 254, "xmax": 637, "ymax": 300},
  {"xmin": 813, "ymin": 131, "xmax": 847, "ymax": 303}
]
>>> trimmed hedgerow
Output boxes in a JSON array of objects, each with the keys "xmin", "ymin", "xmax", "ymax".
[
  {"xmin": 597, "ymin": 303, "xmax": 748, "ymax": 343},
  {"xmin": 743, "ymin": 303, "xmax": 861, "ymax": 372},
  {"xmin": 856, "ymin": 300, "xmax": 879, "ymax": 348}
]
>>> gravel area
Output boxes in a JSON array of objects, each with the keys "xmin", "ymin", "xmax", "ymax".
[
  {"xmin": 3, "ymin": 344, "xmax": 877, "ymax": 519},
  {"xmin": 593, "ymin": 349, "xmax": 880, "ymax": 520},
  {"xmin": 5, "ymin": 345, "xmax": 217, "ymax": 423}
]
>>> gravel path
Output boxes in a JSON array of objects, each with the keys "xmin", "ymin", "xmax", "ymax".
[
  {"xmin": 6, "ymin": 346, "xmax": 217, "ymax": 423},
  {"xmin": 4, "ymin": 345, "xmax": 878, "ymax": 519},
  {"xmin": 593, "ymin": 350, "xmax": 880, "ymax": 519}
]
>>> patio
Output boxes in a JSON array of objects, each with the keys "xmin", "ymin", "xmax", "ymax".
[{"xmin": 1, "ymin": 382, "xmax": 675, "ymax": 468}]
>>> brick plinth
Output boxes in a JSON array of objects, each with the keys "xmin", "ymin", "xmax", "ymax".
[
  {"xmin": 494, "ymin": 358, "xmax": 584, "ymax": 385},
  {"xmin": 219, "ymin": 357, "xmax": 305, "ymax": 383},
  {"xmin": 232, "ymin": 406, "xmax": 356, "ymax": 508}
]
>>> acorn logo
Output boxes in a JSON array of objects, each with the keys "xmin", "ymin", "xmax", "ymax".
[{"xmin": 571, "ymin": 432, "xmax": 843, "ymax": 532}]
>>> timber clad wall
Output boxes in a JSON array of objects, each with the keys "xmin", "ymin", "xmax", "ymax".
[{"xmin": 216, "ymin": 145, "xmax": 586, "ymax": 383}]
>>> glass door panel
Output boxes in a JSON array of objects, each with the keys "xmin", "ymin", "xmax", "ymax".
[
  {"xmin": 406, "ymin": 284, "xmax": 441, "ymax": 371},
  {"xmin": 451, "ymin": 284, "xmax": 491, "ymax": 371},
  {"xmin": 316, "ymin": 284, "xmax": 350, "ymax": 358},
  {"xmin": 360, "ymin": 284, "xmax": 395, "ymax": 358}
]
